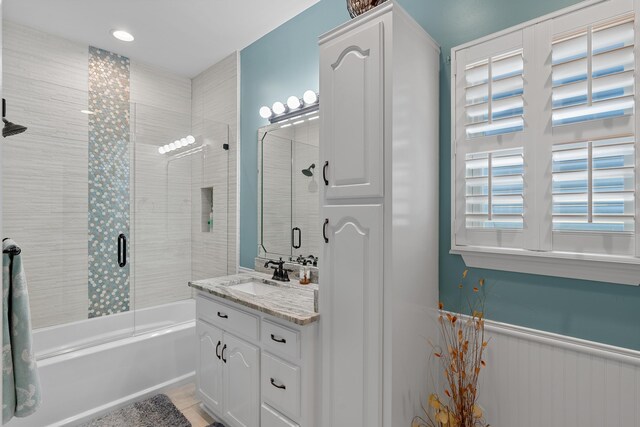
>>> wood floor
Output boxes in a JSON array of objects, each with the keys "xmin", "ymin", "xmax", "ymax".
[{"xmin": 166, "ymin": 383, "xmax": 216, "ymax": 427}]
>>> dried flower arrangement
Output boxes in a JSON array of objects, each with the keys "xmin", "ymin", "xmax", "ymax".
[{"xmin": 413, "ymin": 269, "xmax": 490, "ymax": 427}]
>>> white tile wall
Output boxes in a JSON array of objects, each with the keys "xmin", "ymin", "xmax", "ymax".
[{"xmin": 3, "ymin": 21, "xmax": 89, "ymax": 328}]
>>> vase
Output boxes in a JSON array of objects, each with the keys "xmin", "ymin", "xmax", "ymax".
[{"xmin": 346, "ymin": 0, "xmax": 388, "ymax": 18}]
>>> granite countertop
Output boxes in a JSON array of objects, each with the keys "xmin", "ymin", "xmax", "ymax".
[{"xmin": 189, "ymin": 272, "xmax": 319, "ymax": 326}]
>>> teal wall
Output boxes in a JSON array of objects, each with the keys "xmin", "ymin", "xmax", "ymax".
[{"xmin": 240, "ymin": 0, "xmax": 640, "ymax": 350}]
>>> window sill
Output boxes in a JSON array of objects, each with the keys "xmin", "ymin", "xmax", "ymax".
[{"xmin": 450, "ymin": 246, "xmax": 640, "ymax": 286}]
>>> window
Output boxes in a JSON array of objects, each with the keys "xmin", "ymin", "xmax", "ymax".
[{"xmin": 451, "ymin": 0, "xmax": 640, "ymax": 285}]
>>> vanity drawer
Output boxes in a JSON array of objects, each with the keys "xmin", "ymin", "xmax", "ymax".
[
  {"xmin": 261, "ymin": 352, "xmax": 301, "ymax": 420},
  {"xmin": 261, "ymin": 404, "xmax": 299, "ymax": 427},
  {"xmin": 262, "ymin": 320, "xmax": 300, "ymax": 359},
  {"xmin": 196, "ymin": 295, "xmax": 259, "ymax": 341}
]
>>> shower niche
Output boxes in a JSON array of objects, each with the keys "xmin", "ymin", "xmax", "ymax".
[{"xmin": 258, "ymin": 117, "xmax": 320, "ymax": 264}]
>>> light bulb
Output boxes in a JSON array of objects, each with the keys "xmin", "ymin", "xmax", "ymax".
[
  {"xmin": 163, "ymin": 144, "xmax": 171, "ymax": 152},
  {"xmin": 287, "ymin": 96, "xmax": 301, "ymax": 110},
  {"xmin": 186, "ymin": 135, "xmax": 196, "ymax": 144},
  {"xmin": 158, "ymin": 146, "xmax": 165, "ymax": 154},
  {"xmin": 180, "ymin": 138, "xmax": 188, "ymax": 146},
  {"xmin": 272, "ymin": 101, "xmax": 286, "ymax": 115},
  {"xmin": 169, "ymin": 143, "xmax": 176, "ymax": 151},
  {"xmin": 303, "ymin": 90, "xmax": 317, "ymax": 105},
  {"xmin": 259, "ymin": 106, "xmax": 272, "ymax": 119}
]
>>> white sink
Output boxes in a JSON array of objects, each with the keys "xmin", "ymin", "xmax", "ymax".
[{"xmin": 230, "ymin": 281, "xmax": 279, "ymax": 296}]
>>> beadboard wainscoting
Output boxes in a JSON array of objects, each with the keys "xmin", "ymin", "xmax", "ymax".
[{"xmin": 476, "ymin": 318, "xmax": 640, "ymax": 427}]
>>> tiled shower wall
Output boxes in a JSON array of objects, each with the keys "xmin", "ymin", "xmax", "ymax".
[
  {"xmin": 88, "ymin": 47, "xmax": 131, "ymax": 317},
  {"xmin": 2, "ymin": 21, "xmax": 237, "ymax": 327},
  {"xmin": 191, "ymin": 52, "xmax": 238, "ymax": 280},
  {"xmin": 3, "ymin": 21, "xmax": 91, "ymax": 327}
]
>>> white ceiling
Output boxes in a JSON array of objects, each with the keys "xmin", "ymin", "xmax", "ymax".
[{"xmin": 4, "ymin": 0, "xmax": 320, "ymax": 77}]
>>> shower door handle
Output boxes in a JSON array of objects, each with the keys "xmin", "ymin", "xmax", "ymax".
[
  {"xmin": 118, "ymin": 233, "xmax": 127, "ymax": 268},
  {"xmin": 292, "ymin": 227, "xmax": 301, "ymax": 249}
]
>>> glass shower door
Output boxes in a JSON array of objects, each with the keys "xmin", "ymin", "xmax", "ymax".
[{"xmin": 131, "ymin": 104, "xmax": 230, "ymax": 335}]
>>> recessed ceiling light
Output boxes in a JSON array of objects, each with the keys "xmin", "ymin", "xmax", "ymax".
[{"xmin": 112, "ymin": 30, "xmax": 134, "ymax": 42}]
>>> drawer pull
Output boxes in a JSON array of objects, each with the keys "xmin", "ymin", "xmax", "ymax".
[
  {"xmin": 215, "ymin": 340, "xmax": 222, "ymax": 360},
  {"xmin": 270, "ymin": 334, "xmax": 287, "ymax": 344},
  {"xmin": 217, "ymin": 312, "xmax": 228, "ymax": 319},
  {"xmin": 270, "ymin": 378, "xmax": 286, "ymax": 390}
]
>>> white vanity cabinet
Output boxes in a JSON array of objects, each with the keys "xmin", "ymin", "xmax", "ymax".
[
  {"xmin": 196, "ymin": 320, "xmax": 224, "ymax": 414},
  {"xmin": 319, "ymin": 2, "xmax": 440, "ymax": 427},
  {"xmin": 195, "ymin": 292, "xmax": 318, "ymax": 427},
  {"xmin": 223, "ymin": 333, "xmax": 260, "ymax": 427}
]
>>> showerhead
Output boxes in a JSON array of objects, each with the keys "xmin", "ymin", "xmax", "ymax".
[
  {"xmin": 3, "ymin": 119, "xmax": 27, "ymax": 138},
  {"xmin": 302, "ymin": 163, "xmax": 316, "ymax": 177},
  {"xmin": 2, "ymin": 99, "xmax": 27, "ymax": 138}
]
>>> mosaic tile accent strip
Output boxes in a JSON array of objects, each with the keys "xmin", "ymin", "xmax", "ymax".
[{"xmin": 88, "ymin": 46, "xmax": 131, "ymax": 318}]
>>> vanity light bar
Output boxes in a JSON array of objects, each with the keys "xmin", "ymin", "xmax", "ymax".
[
  {"xmin": 259, "ymin": 90, "xmax": 319, "ymax": 124},
  {"xmin": 158, "ymin": 135, "xmax": 196, "ymax": 155}
]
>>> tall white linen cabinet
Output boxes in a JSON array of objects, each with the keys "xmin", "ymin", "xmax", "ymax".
[{"xmin": 318, "ymin": 2, "xmax": 440, "ymax": 427}]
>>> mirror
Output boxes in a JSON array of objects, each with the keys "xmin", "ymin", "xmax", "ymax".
[{"xmin": 258, "ymin": 117, "xmax": 320, "ymax": 265}]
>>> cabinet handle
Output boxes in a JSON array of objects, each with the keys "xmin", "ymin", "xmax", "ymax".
[
  {"xmin": 215, "ymin": 340, "xmax": 221, "ymax": 360},
  {"xmin": 217, "ymin": 312, "xmax": 228, "ymax": 319},
  {"xmin": 270, "ymin": 334, "xmax": 286, "ymax": 344},
  {"xmin": 270, "ymin": 378, "xmax": 286, "ymax": 390},
  {"xmin": 323, "ymin": 161, "xmax": 329, "ymax": 186},
  {"xmin": 323, "ymin": 219, "xmax": 329, "ymax": 243},
  {"xmin": 222, "ymin": 344, "xmax": 227, "ymax": 363}
]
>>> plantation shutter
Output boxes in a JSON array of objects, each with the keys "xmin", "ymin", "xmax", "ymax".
[
  {"xmin": 547, "ymin": 6, "xmax": 637, "ymax": 257},
  {"xmin": 454, "ymin": 30, "xmax": 530, "ymax": 249}
]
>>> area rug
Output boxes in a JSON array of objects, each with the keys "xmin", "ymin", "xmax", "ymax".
[{"xmin": 81, "ymin": 394, "xmax": 190, "ymax": 427}]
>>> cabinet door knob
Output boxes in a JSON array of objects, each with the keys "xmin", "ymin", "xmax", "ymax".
[
  {"xmin": 270, "ymin": 334, "xmax": 286, "ymax": 344},
  {"xmin": 215, "ymin": 340, "xmax": 222, "ymax": 360},
  {"xmin": 221, "ymin": 344, "xmax": 227, "ymax": 363},
  {"xmin": 217, "ymin": 312, "xmax": 228, "ymax": 319},
  {"xmin": 270, "ymin": 378, "xmax": 286, "ymax": 390},
  {"xmin": 323, "ymin": 161, "xmax": 329, "ymax": 186}
]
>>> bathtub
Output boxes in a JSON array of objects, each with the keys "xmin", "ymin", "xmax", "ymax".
[{"xmin": 7, "ymin": 300, "xmax": 196, "ymax": 427}]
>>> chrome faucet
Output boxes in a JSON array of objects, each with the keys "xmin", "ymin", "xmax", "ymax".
[{"xmin": 264, "ymin": 258, "xmax": 290, "ymax": 282}]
